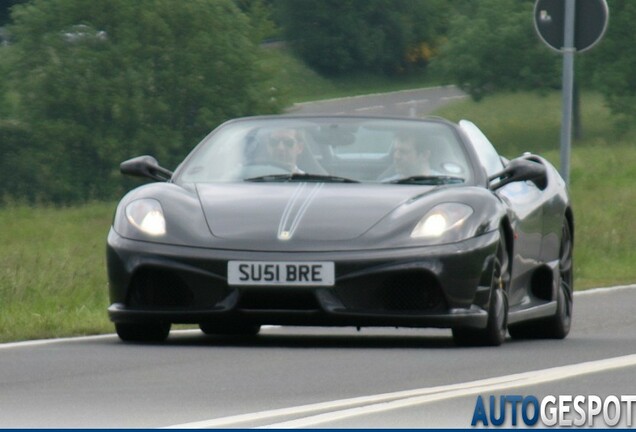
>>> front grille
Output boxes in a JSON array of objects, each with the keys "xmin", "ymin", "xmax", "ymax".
[
  {"xmin": 237, "ymin": 288, "xmax": 320, "ymax": 311},
  {"xmin": 335, "ymin": 270, "xmax": 446, "ymax": 313},
  {"xmin": 127, "ymin": 267, "xmax": 229, "ymax": 309}
]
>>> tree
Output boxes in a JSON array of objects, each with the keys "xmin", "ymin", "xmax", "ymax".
[
  {"xmin": 234, "ymin": 0, "xmax": 279, "ymax": 43},
  {"xmin": 3, "ymin": 0, "xmax": 284, "ymax": 203},
  {"xmin": 276, "ymin": 0, "xmax": 450, "ymax": 76},
  {"xmin": 582, "ymin": 0, "xmax": 636, "ymax": 131},
  {"xmin": 0, "ymin": 0, "xmax": 27, "ymax": 26},
  {"xmin": 432, "ymin": 0, "xmax": 560, "ymax": 100}
]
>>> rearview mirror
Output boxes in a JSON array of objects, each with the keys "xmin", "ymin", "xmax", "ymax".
[
  {"xmin": 120, "ymin": 155, "xmax": 173, "ymax": 182},
  {"xmin": 489, "ymin": 158, "xmax": 547, "ymax": 191}
]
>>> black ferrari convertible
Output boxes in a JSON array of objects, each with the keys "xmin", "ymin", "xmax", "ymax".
[{"xmin": 107, "ymin": 115, "xmax": 573, "ymax": 346}]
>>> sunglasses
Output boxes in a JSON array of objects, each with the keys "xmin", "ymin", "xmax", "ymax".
[{"xmin": 268, "ymin": 136, "xmax": 297, "ymax": 148}]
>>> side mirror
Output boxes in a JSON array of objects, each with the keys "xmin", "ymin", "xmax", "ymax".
[
  {"xmin": 489, "ymin": 158, "xmax": 547, "ymax": 191},
  {"xmin": 120, "ymin": 155, "xmax": 173, "ymax": 182}
]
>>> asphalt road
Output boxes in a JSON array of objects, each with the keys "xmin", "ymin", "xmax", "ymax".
[
  {"xmin": 288, "ymin": 86, "xmax": 467, "ymax": 117},
  {"xmin": 2, "ymin": 286, "xmax": 636, "ymax": 428}
]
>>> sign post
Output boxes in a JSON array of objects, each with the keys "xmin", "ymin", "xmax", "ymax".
[
  {"xmin": 534, "ymin": 0, "xmax": 609, "ymax": 184},
  {"xmin": 560, "ymin": 0, "xmax": 575, "ymax": 185}
]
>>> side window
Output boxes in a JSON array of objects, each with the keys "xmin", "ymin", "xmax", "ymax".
[{"xmin": 459, "ymin": 120, "xmax": 504, "ymax": 177}]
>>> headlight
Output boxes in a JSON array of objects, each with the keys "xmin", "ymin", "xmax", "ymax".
[
  {"xmin": 125, "ymin": 199, "xmax": 166, "ymax": 236},
  {"xmin": 411, "ymin": 203, "xmax": 473, "ymax": 239}
]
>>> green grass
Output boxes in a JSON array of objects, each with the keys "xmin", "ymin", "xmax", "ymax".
[
  {"xmin": 0, "ymin": 204, "xmax": 114, "ymax": 342},
  {"xmin": 568, "ymin": 145, "xmax": 636, "ymax": 288},
  {"xmin": 433, "ymin": 91, "xmax": 612, "ymax": 159},
  {"xmin": 1, "ymin": 89, "xmax": 635, "ymax": 342}
]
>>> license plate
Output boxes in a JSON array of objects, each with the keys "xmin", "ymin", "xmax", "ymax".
[{"xmin": 227, "ymin": 261, "xmax": 335, "ymax": 286}]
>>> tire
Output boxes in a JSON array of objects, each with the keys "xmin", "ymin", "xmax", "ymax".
[
  {"xmin": 115, "ymin": 322, "xmax": 171, "ymax": 343},
  {"xmin": 199, "ymin": 323, "xmax": 261, "ymax": 336},
  {"xmin": 453, "ymin": 228, "xmax": 510, "ymax": 347},
  {"xmin": 509, "ymin": 222, "xmax": 573, "ymax": 339}
]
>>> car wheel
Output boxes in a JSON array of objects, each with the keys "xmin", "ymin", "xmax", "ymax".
[
  {"xmin": 115, "ymin": 322, "xmax": 171, "ymax": 342},
  {"xmin": 549, "ymin": 222, "xmax": 574, "ymax": 338},
  {"xmin": 453, "ymin": 229, "xmax": 509, "ymax": 347},
  {"xmin": 509, "ymin": 222, "xmax": 573, "ymax": 339},
  {"xmin": 199, "ymin": 323, "xmax": 261, "ymax": 336}
]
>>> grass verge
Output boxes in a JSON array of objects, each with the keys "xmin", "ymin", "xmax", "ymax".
[{"xmin": 0, "ymin": 204, "xmax": 114, "ymax": 342}]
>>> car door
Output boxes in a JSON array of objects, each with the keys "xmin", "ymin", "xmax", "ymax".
[{"xmin": 459, "ymin": 121, "xmax": 544, "ymax": 306}]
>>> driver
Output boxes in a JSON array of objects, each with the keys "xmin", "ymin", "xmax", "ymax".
[
  {"xmin": 266, "ymin": 128, "xmax": 305, "ymax": 173},
  {"xmin": 392, "ymin": 131, "xmax": 433, "ymax": 177}
]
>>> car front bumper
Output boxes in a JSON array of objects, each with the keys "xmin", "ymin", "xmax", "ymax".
[{"xmin": 107, "ymin": 229, "xmax": 499, "ymax": 330}]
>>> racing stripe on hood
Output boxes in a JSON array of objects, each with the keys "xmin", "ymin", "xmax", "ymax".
[{"xmin": 277, "ymin": 183, "xmax": 324, "ymax": 241}]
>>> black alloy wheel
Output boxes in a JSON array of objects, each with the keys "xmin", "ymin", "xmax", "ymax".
[
  {"xmin": 543, "ymin": 222, "xmax": 574, "ymax": 338},
  {"xmin": 453, "ymin": 228, "xmax": 510, "ymax": 347}
]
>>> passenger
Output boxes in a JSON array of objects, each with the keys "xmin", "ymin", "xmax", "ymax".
[{"xmin": 381, "ymin": 131, "xmax": 436, "ymax": 180}]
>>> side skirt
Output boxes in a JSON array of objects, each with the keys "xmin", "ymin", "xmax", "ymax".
[{"xmin": 508, "ymin": 302, "xmax": 557, "ymax": 325}]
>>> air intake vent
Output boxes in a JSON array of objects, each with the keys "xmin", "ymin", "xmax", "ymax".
[{"xmin": 335, "ymin": 270, "xmax": 446, "ymax": 313}]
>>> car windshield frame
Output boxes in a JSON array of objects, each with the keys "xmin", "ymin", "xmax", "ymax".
[{"xmin": 172, "ymin": 116, "xmax": 476, "ymax": 186}]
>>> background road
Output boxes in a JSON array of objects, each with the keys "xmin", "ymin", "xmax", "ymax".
[
  {"xmin": 288, "ymin": 86, "xmax": 467, "ymax": 117},
  {"xmin": 2, "ymin": 286, "xmax": 636, "ymax": 428}
]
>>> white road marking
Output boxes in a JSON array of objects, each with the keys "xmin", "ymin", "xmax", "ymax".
[
  {"xmin": 0, "ymin": 333, "xmax": 116, "ymax": 350},
  {"xmin": 574, "ymin": 283, "xmax": 636, "ymax": 296},
  {"xmin": 395, "ymin": 99, "xmax": 429, "ymax": 106},
  {"xmin": 441, "ymin": 95, "xmax": 468, "ymax": 101},
  {"xmin": 290, "ymin": 85, "xmax": 460, "ymax": 108},
  {"xmin": 354, "ymin": 105, "xmax": 385, "ymax": 112},
  {"xmin": 166, "ymin": 353, "xmax": 636, "ymax": 429}
]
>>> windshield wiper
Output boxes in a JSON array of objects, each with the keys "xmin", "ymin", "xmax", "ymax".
[
  {"xmin": 245, "ymin": 173, "xmax": 360, "ymax": 183},
  {"xmin": 387, "ymin": 175, "xmax": 465, "ymax": 185}
]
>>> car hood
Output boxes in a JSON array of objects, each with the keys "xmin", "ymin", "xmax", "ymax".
[{"xmin": 196, "ymin": 182, "xmax": 435, "ymax": 242}]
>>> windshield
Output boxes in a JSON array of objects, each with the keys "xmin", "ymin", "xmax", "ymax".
[{"xmin": 174, "ymin": 117, "xmax": 473, "ymax": 185}]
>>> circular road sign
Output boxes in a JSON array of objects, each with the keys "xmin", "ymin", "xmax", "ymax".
[{"xmin": 534, "ymin": 0, "xmax": 609, "ymax": 53}]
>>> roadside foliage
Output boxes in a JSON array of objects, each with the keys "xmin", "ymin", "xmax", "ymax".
[
  {"xmin": 276, "ymin": 0, "xmax": 450, "ymax": 76},
  {"xmin": 0, "ymin": 0, "xmax": 635, "ymax": 205}
]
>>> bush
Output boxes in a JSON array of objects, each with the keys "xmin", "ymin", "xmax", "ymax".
[
  {"xmin": 0, "ymin": 121, "xmax": 40, "ymax": 203},
  {"xmin": 277, "ymin": 0, "xmax": 449, "ymax": 76},
  {"xmin": 431, "ymin": 0, "xmax": 560, "ymax": 100}
]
